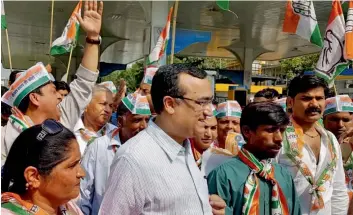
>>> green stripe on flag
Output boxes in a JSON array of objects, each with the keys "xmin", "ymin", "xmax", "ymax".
[
  {"xmin": 1, "ymin": 15, "xmax": 7, "ymax": 29},
  {"xmin": 50, "ymin": 45, "xmax": 71, "ymax": 56},
  {"xmin": 217, "ymin": 0, "xmax": 229, "ymax": 10},
  {"xmin": 310, "ymin": 25, "xmax": 323, "ymax": 47}
]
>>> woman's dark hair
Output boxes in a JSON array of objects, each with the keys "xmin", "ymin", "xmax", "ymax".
[
  {"xmin": 288, "ymin": 74, "xmax": 329, "ymax": 98},
  {"xmin": 151, "ymin": 64, "xmax": 207, "ymax": 114},
  {"xmin": 54, "ymin": 81, "xmax": 71, "ymax": 93},
  {"xmin": 240, "ymin": 102, "xmax": 290, "ymax": 140},
  {"xmin": 2, "ymin": 122, "xmax": 76, "ymax": 194}
]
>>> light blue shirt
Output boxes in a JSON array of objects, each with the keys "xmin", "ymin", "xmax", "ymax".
[
  {"xmin": 99, "ymin": 120, "xmax": 212, "ymax": 215},
  {"xmin": 78, "ymin": 132, "xmax": 121, "ymax": 215}
]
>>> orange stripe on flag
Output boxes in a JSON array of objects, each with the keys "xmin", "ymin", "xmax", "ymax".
[
  {"xmin": 328, "ymin": 0, "xmax": 343, "ymax": 25},
  {"xmin": 67, "ymin": 1, "xmax": 82, "ymax": 40},
  {"xmin": 283, "ymin": 0, "xmax": 300, "ymax": 33},
  {"xmin": 345, "ymin": 0, "xmax": 353, "ymax": 60}
]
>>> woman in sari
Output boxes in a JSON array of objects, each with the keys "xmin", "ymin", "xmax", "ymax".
[{"xmin": 2, "ymin": 119, "xmax": 85, "ymax": 215}]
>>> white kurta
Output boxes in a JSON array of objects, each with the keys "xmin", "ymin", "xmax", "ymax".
[{"xmin": 277, "ymin": 126, "xmax": 348, "ymax": 215}]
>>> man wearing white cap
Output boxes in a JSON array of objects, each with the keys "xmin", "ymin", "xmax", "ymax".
[
  {"xmin": 79, "ymin": 92, "xmax": 151, "ymax": 215},
  {"xmin": 323, "ymin": 95, "xmax": 353, "ymax": 214},
  {"xmin": 1, "ymin": 0, "xmax": 103, "ymax": 164},
  {"xmin": 214, "ymin": 100, "xmax": 242, "ymax": 154}
]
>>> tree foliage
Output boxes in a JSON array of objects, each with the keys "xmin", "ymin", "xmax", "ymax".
[
  {"xmin": 280, "ymin": 53, "xmax": 320, "ymax": 79},
  {"xmin": 101, "ymin": 60, "xmax": 144, "ymax": 93}
]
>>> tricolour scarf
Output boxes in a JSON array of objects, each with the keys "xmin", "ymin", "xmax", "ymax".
[{"xmin": 238, "ymin": 148, "xmax": 289, "ymax": 215}]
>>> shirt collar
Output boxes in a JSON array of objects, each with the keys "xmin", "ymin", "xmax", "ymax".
[{"xmin": 146, "ymin": 119, "xmax": 189, "ymax": 161}]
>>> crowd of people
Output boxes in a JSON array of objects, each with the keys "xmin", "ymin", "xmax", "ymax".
[{"xmin": 1, "ymin": 1, "xmax": 353, "ymax": 214}]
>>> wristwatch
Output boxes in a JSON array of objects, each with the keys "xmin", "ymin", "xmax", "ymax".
[{"xmin": 86, "ymin": 36, "xmax": 102, "ymax": 45}]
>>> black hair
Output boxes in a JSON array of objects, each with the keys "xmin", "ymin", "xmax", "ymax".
[
  {"xmin": 288, "ymin": 75, "xmax": 329, "ymax": 98},
  {"xmin": 254, "ymin": 88, "xmax": 280, "ymax": 99},
  {"xmin": 54, "ymin": 81, "xmax": 70, "ymax": 93},
  {"xmin": 17, "ymin": 82, "xmax": 51, "ymax": 113},
  {"xmin": 1, "ymin": 122, "xmax": 76, "ymax": 194},
  {"xmin": 151, "ymin": 64, "xmax": 207, "ymax": 114},
  {"xmin": 116, "ymin": 101, "xmax": 130, "ymax": 116},
  {"xmin": 9, "ymin": 70, "xmax": 22, "ymax": 86},
  {"xmin": 240, "ymin": 102, "xmax": 290, "ymax": 140},
  {"xmin": 1, "ymin": 86, "xmax": 8, "ymax": 97}
]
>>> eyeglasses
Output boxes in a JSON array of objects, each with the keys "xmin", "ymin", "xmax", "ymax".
[
  {"xmin": 36, "ymin": 119, "xmax": 63, "ymax": 141},
  {"xmin": 174, "ymin": 96, "xmax": 213, "ymax": 108}
]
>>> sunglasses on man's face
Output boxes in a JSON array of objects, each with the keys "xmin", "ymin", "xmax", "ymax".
[{"xmin": 36, "ymin": 119, "xmax": 63, "ymax": 141}]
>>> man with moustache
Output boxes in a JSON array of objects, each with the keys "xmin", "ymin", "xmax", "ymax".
[
  {"xmin": 79, "ymin": 92, "xmax": 151, "ymax": 215},
  {"xmin": 190, "ymin": 110, "xmax": 218, "ymax": 168},
  {"xmin": 277, "ymin": 75, "xmax": 348, "ymax": 215},
  {"xmin": 74, "ymin": 85, "xmax": 116, "ymax": 155},
  {"xmin": 208, "ymin": 102, "xmax": 302, "ymax": 215},
  {"xmin": 214, "ymin": 100, "xmax": 242, "ymax": 154}
]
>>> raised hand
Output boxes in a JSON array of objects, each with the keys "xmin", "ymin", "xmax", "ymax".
[{"xmin": 75, "ymin": 0, "xmax": 103, "ymax": 39}]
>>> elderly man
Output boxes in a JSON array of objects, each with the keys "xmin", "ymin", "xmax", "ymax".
[
  {"xmin": 1, "ymin": 0, "xmax": 103, "ymax": 163},
  {"xmin": 214, "ymin": 100, "xmax": 242, "ymax": 154},
  {"xmin": 79, "ymin": 92, "xmax": 151, "ymax": 215},
  {"xmin": 74, "ymin": 84, "xmax": 116, "ymax": 155},
  {"xmin": 323, "ymin": 95, "xmax": 353, "ymax": 214},
  {"xmin": 99, "ymin": 64, "xmax": 225, "ymax": 215},
  {"xmin": 277, "ymin": 75, "xmax": 348, "ymax": 215}
]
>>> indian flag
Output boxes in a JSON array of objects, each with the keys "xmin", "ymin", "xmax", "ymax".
[
  {"xmin": 345, "ymin": 0, "xmax": 353, "ymax": 60},
  {"xmin": 1, "ymin": 0, "xmax": 7, "ymax": 29},
  {"xmin": 283, "ymin": 0, "xmax": 323, "ymax": 47},
  {"xmin": 50, "ymin": 1, "xmax": 82, "ymax": 56},
  {"xmin": 146, "ymin": 6, "xmax": 173, "ymax": 65},
  {"xmin": 315, "ymin": 0, "xmax": 349, "ymax": 86}
]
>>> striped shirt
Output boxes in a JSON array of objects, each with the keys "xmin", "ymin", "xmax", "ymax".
[{"xmin": 99, "ymin": 120, "xmax": 213, "ymax": 215}]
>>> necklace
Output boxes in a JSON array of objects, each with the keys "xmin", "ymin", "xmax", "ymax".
[{"xmin": 304, "ymin": 132, "xmax": 320, "ymax": 138}]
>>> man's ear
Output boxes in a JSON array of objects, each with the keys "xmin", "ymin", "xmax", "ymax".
[
  {"xmin": 118, "ymin": 116, "xmax": 125, "ymax": 128},
  {"xmin": 29, "ymin": 93, "xmax": 41, "ymax": 107},
  {"xmin": 241, "ymin": 126, "xmax": 251, "ymax": 141},
  {"xmin": 287, "ymin": 96, "xmax": 294, "ymax": 111},
  {"xmin": 163, "ymin": 96, "xmax": 176, "ymax": 114}
]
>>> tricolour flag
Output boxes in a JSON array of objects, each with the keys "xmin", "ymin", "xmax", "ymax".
[
  {"xmin": 50, "ymin": 1, "xmax": 82, "ymax": 56},
  {"xmin": 345, "ymin": 0, "xmax": 353, "ymax": 60},
  {"xmin": 283, "ymin": 0, "xmax": 323, "ymax": 47},
  {"xmin": 315, "ymin": 0, "xmax": 349, "ymax": 86},
  {"xmin": 1, "ymin": 0, "xmax": 7, "ymax": 29},
  {"xmin": 146, "ymin": 6, "xmax": 173, "ymax": 65}
]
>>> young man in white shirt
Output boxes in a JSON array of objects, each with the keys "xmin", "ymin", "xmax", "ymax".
[{"xmin": 277, "ymin": 74, "xmax": 348, "ymax": 215}]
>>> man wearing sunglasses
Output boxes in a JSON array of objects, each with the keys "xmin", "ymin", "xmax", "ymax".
[
  {"xmin": 100, "ymin": 64, "xmax": 226, "ymax": 215},
  {"xmin": 1, "ymin": 0, "xmax": 103, "ymax": 164}
]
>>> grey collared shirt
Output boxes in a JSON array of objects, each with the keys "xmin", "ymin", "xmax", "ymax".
[{"xmin": 99, "ymin": 120, "xmax": 212, "ymax": 215}]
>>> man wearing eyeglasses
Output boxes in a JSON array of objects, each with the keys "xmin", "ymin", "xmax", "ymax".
[{"xmin": 99, "ymin": 64, "xmax": 225, "ymax": 215}]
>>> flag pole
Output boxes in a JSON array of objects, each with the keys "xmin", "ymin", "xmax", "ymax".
[
  {"xmin": 66, "ymin": 46, "xmax": 74, "ymax": 83},
  {"xmin": 5, "ymin": 28, "xmax": 12, "ymax": 71},
  {"xmin": 49, "ymin": 0, "xmax": 54, "ymax": 62},
  {"xmin": 333, "ymin": 83, "xmax": 338, "ymax": 95},
  {"xmin": 170, "ymin": 0, "xmax": 179, "ymax": 64}
]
